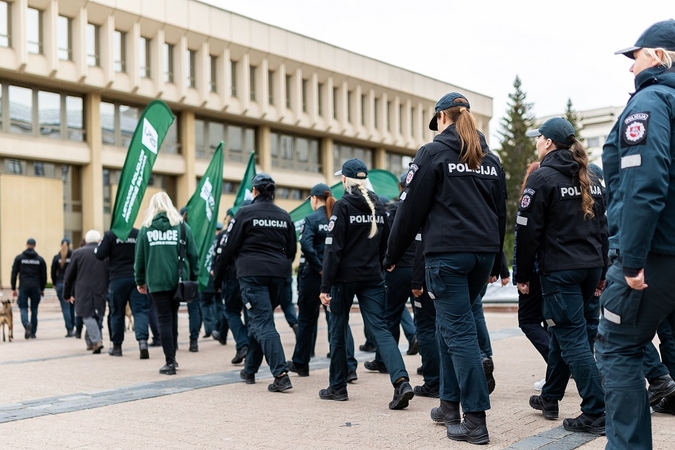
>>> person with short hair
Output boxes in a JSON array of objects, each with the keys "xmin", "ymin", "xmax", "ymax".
[
  {"xmin": 11, "ymin": 238, "xmax": 47, "ymax": 339},
  {"xmin": 63, "ymin": 230, "xmax": 109, "ymax": 354},
  {"xmin": 596, "ymin": 19, "xmax": 675, "ymax": 449}
]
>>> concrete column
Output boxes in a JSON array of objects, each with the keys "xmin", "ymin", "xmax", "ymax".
[
  {"xmin": 321, "ymin": 137, "xmax": 334, "ymax": 181},
  {"xmin": 81, "ymin": 93, "xmax": 104, "ymax": 232},
  {"xmin": 176, "ymin": 111, "xmax": 196, "ymax": 208},
  {"xmin": 374, "ymin": 147, "xmax": 387, "ymax": 171},
  {"xmin": 257, "ymin": 125, "xmax": 271, "ymax": 173}
]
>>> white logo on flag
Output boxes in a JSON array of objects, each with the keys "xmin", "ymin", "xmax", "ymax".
[{"xmin": 142, "ymin": 118, "xmax": 159, "ymax": 154}]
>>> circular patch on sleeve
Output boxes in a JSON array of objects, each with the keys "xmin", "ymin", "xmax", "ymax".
[
  {"xmin": 327, "ymin": 220, "xmax": 335, "ymax": 232},
  {"xmin": 520, "ymin": 194, "xmax": 532, "ymax": 209}
]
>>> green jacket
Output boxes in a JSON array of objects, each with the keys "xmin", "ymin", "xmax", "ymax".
[{"xmin": 134, "ymin": 213, "xmax": 199, "ymax": 294}]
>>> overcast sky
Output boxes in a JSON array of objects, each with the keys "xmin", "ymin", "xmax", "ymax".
[{"xmin": 203, "ymin": 0, "xmax": 668, "ymax": 145}]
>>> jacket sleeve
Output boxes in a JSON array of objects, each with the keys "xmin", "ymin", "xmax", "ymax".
[
  {"xmin": 384, "ymin": 146, "xmax": 436, "ymax": 267},
  {"xmin": 212, "ymin": 231, "xmax": 228, "ymax": 288},
  {"xmin": 411, "ymin": 235, "xmax": 425, "ymax": 290},
  {"xmin": 10, "ymin": 256, "xmax": 20, "ymax": 290},
  {"xmin": 379, "ymin": 203, "xmax": 390, "ymax": 266},
  {"xmin": 321, "ymin": 203, "xmax": 347, "ymax": 293},
  {"xmin": 299, "ymin": 217, "xmax": 322, "ymax": 272},
  {"xmin": 514, "ymin": 172, "xmax": 549, "ymax": 284},
  {"xmin": 221, "ymin": 212, "xmax": 245, "ymax": 267},
  {"xmin": 95, "ymin": 231, "xmax": 113, "ymax": 260},
  {"xmin": 491, "ymin": 165, "xmax": 508, "ymax": 277},
  {"xmin": 40, "ymin": 258, "xmax": 47, "ymax": 291},
  {"xmin": 499, "ymin": 251, "xmax": 510, "ymax": 279},
  {"xmin": 285, "ymin": 215, "xmax": 297, "ymax": 261},
  {"xmin": 50, "ymin": 255, "xmax": 58, "ymax": 285},
  {"xmin": 134, "ymin": 228, "xmax": 147, "ymax": 286},
  {"xmin": 63, "ymin": 253, "xmax": 77, "ymax": 299},
  {"xmin": 184, "ymin": 223, "xmax": 200, "ymax": 282}
]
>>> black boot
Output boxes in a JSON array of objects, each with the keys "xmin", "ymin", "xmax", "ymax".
[
  {"xmin": 430, "ymin": 400, "xmax": 460, "ymax": 425},
  {"xmin": 189, "ymin": 339, "xmax": 198, "ymax": 352},
  {"xmin": 447, "ymin": 411, "xmax": 489, "ymax": 445},
  {"xmin": 139, "ymin": 340, "xmax": 149, "ymax": 359},
  {"xmin": 108, "ymin": 344, "xmax": 123, "ymax": 357}
]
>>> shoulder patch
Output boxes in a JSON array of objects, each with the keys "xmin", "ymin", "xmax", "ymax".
[
  {"xmin": 519, "ymin": 189, "xmax": 534, "ymax": 210},
  {"xmin": 621, "ymin": 112, "xmax": 649, "ymax": 146},
  {"xmin": 327, "ymin": 220, "xmax": 335, "ymax": 232},
  {"xmin": 405, "ymin": 164, "xmax": 419, "ymax": 186},
  {"xmin": 227, "ymin": 219, "xmax": 235, "ymax": 232}
]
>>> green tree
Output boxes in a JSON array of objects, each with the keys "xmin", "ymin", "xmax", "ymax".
[
  {"xmin": 496, "ymin": 76, "xmax": 537, "ymax": 264},
  {"xmin": 564, "ymin": 98, "xmax": 584, "ymax": 142}
]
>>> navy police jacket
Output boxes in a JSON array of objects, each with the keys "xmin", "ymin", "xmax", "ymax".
[
  {"xmin": 299, "ymin": 206, "xmax": 328, "ymax": 273},
  {"xmin": 212, "ymin": 228, "xmax": 237, "ymax": 287},
  {"xmin": 384, "ymin": 124, "xmax": 506, "ymax": 276},
  {"xmin": 11, "ymin": 248, "xmax": 47, "ymax": 291},
  {"xmin": 602, "ymin": 66, "xmax": 675, "ymax": 276},
  {"xmin": 386, "ymin": 201, "xmax": 416, "ymax": 268},
  {"xmin": 95, "ymin": 229, "xmax": 139, "ymax": 280},
  {"xmin": 514, "ymin": 149, "xmax": 608, "ymax": 283},
  {"xmin": 321, "ymin": 189, "xmax": 389, "ymax": 293},
  {"xmin": 219, "ymin": 197, "xmax": 296, "ymax": 278}
]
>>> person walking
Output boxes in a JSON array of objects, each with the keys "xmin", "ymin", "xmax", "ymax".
[
  {"xmin": 218, "ymin": 174, "xmax": 296, "ymax": 392},
  {"xmin": 384, "ymin": 92, "xmax": 506, "ymax": 445},
  {"xmin": 63, "ymin": 230, "xmax": 109, "ymax": 354},
  {"xmin": 11, "ymin": 238, "xmax": 47, "ymax": 339},
  {"xmin": 135, "ymin": 192, "xmax": 199, "ymax": 375},
  {"xmin": 51, "ymin": 238, "xmax": 75, "ymax": 337},
  {"xmin": 596, "ymin": 20, "xmax": 675, "ymax": 449}
]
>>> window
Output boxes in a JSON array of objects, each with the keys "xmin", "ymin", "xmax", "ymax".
[
  {"xmin": 113, "ymin": 31, "xmax": 126, "ymax": 72},
  {"xmin": 230, "ymin": 60, "xmax": 237, "ymax": 97},
  {"xmin": 386, "ymin": 152, "xmax": 413, "ymax": 175},
  {"xmin": 9, "ymin": 85, "xmax": 33, "ymax": 134},
  {"xmin": 6, "ymin": 159, "xmax": 24, "ymax": 174},
  {"xmin": 65, "ymin": 96, "xmax": 84, "ymax": 141},
  {"xmin": 333, "ymin": 87, "xmax": 338, "ymax": 119},
  {"xmin": 194, "ymin": 117, "xmax": 255, "ymax": 162},
  {"xmin": 87, "ymin": 24, "xmax": 100, "ymax": 67},
  {"xmin": 268, "ymin": 70, "xmax": 274, "ymax": 105},
  {"xmin": 38, "ymin": 91, "xmax": 60, "ymax": 139},
  {"xmin": 301, "ymin": 79, "xmax": 308, "ymax": 113},
  {"xmin": 101, "ymin": 100, "xmax": 176, "ymax": 151},
  {"xmin": 119, "ymin": 104, "xmax": 140, "ymax": 148},
  {"xmin": 186, "ymin": 50, "xmax": 196, "ymax": 88},
  {"xmin": 587, "ymin": 137, "xmax": 601, "ymax": 148},
  {"xmin": 374, "ymin": 98, "xmax": 379, "ymax": 128},
  {"xmin": 318, "ymin": 83, "xmax": 324, "ymax": 116},
  {"xmin": 209, "ymin": 55, "xmax": 217, "ymax": 92},
  {"xmin": 249, "ymin": 65, "xmax": 256, "ymax": 101},
  {"xmin": 0, "ymin": 1, "xmax": 10, "ymax": 48},
  {"xmin": 270, "ymin": 131, "xmax": 320, "ymax": 172},
  {"xmin": 285, "ymin": 74, "xmax": 292, "ymax": 109},
  {"xmin": 139, "ymin": 37, "xmax": 150, "ymax": 78},
  {"xmin": 57, "ymin": 16, "xmax": 72, "ymax": 61},
  {"xmin": 27, "ymin": 8, "xmax": 42, "ymax": 54},
  {"xmin": 334, "ymin": 143, "xmax": 373, "ymax": 172},
  {"xmin": 361, "ymin": 94, "xmax": 366, "ymax": 126},
  {"xmin": 164, "ymin": 43, "xmax": 174, "ymax": 83}
]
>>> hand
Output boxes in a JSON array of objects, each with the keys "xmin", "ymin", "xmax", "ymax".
[
  {"xmin": 41, "ymin": 291, "xmax": 44, "ymax": 297},
  {"xmin": 488, "ymin": 276, "xmax": 498, "ymax": 284},
  {"xmin": 320, "ymin": 292, "xmax": 331, "ymax": 307},
  {"xmin": 501, "ymin": 277, "xmax": 511, "ymax": 287},
  {"xmin": 386, "ymin": 264, "xmax": 395, "ymax": 273},
  {"xmin": 595, "ymin": 279, "xmax": 606, "ymax": 297},
  {"xmin": 137, "ymin": 285, "xmax": 147, "ymax": 294},
  {"xmin": 625, "ymin": 269, "xmax": 648, "ymax": 290},
  {"xmin": 517, "ymin": 282, "xmax": 530, "ymax": 295},
  {"xmin": 412, "ymin": 288, "xmax": 424, "ymax": 298},
  {"xmin": 12, "ymin": 290, "xmax": 17, "ymax": 297},
  {"xmin": 68, "ymin": 297, "xmax": 75, "ymax": 304}
]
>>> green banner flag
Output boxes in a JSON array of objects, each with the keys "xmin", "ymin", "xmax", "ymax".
[
  {"xmin": 110, "ymin": 100, "xmax": 175, "ymax": 240},
  {"xmin": 289, "ymin": 169, "xmax": 400, "ymax": 236},
  {"xmin": 230, "ymin": 151, "xmax": 256, "ymax": 216},
  {"xmin": 186, "ymin": 144, "xmax": 224, "ymax": 291}
]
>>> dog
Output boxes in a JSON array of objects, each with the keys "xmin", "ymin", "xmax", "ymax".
[
  {"xmin": 125, "ymin": 303, "xmax": 134, "ymax": 331},
  {"xmin": 0, "ymin": 299, "xmax": 13, "ymax": 342}
]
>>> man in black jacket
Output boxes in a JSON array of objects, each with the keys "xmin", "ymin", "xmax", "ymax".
[{"xmin": 11, "ymin": 238, "xmax": 47, "ymax": 339}]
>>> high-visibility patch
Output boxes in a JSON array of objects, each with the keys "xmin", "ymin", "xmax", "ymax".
[
  {"xmin": 325, "ymin": 237, "xmax": 333, "ymax": 245},
  {"xmin": 603, "ymin": 307, "xmax": 621, "ymax": 324},
  {"xmin": 516, "ymin": 215, "xmax": 528, "ymax": 226},
  {"xmin": 621, "ymin": 154, "xmax": 641, "ymax": 169}
]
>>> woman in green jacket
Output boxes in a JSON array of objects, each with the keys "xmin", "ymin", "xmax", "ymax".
[{"xmin": 135, "ymin": 192, "xmax": 198, "ymax": 375}]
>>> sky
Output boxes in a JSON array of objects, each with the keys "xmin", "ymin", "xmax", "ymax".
[{"xmin": 202, "ymin": 0, "xmax": 668, "ymax": 145}]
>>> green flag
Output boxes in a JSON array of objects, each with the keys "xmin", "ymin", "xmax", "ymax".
[
  {"xmin": 186, "ymin": 144, "xmax": 224, "ymax": 291},
  {"xmin": 230, "ymin": 151, "xmax": 256, "ymax": 216},
  {"xmin": 110, "ymin": 100, "xmax": 175, "ymax": 240},
  {"xmin": 289, "ymin": 169, "xmax": 400, "ymax": 236}
]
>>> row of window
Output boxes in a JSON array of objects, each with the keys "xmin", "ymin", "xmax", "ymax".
[{"xmin": 194, "ymin": 118, "xmax": 255, "ymax": 162}]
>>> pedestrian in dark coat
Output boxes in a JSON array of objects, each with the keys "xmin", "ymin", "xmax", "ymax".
[{"xmin": 64, "ymin": 230, "xmax": 109, "ymax": 354}]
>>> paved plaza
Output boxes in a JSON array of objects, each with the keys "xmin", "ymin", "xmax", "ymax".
[{"xmin": 1, "ymin": 289, "xmax": 674, "ymax": 449}]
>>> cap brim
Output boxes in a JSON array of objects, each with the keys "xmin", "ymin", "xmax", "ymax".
[
  {"xmin": 429, "ymin": 115, "xmax": 437, "ymax": 131},
  {"xmin": 525, "ymin": 129, "xmax": 541, "ymax": 138},
  {"xmin": 614, "ymin": 45, "xmax": 639, "ymax": 59},
  {"xmin": 334, "ymin": 170, "xmax": 343, "ymax": 176}
]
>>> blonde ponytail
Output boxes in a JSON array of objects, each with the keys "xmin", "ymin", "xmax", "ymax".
[{"xmin": 344, "ymin": 178, "xmax": 378, "ymax": 238}]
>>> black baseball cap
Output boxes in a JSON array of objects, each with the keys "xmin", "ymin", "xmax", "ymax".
[
  {"xmin": 334, "ymin": 158, "xmax": 368, "ymax": 179},
  {"xmin": 309, "ymin": 183, "xmax": 331, "ymax": 197},
  {"xmin": 252, "ymin": 173, "xmax": 275, "ymax": 188},
  {"xmin": 27, "ymin": 238, "xmax": 36, "ymax": 246},
  {"xmin": 429, "ymin": 92, "xmax": 471, "ymax": 131},
  {"xmin": 525, "ymin": 117, "xmax": 575, "ymax": 144},
  {"xmin": 615, "ymin": 19, "xmax": 675, "ymax": 59}
]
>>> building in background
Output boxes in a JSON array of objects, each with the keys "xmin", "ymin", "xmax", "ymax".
[{"xmin": 0, "ymin": 0, "xmax": 492, "ymax": 286}]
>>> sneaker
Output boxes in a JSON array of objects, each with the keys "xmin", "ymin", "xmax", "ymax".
[
  {"xmin": 159, "ymin": 363, "xmax": 176, "ymax": 375},
  {"xmin": 653, "ymin": 397, "xmax": 675, "ymax": 415},
  {"xmin": 406, "ymin": 335, "xmax": 419, "ymax": 355},
  {"xmin": 562, "ymin": 412, "xmax": 606, "ymax": 435},
  {"xmin": 319, "ymin": 386, "xmax": 349, "ymax": 401},
  {"xmin": 24, "ymin": 323, "xmax": 32, "ymax": 340},
  {"xmin": 239, "ymin": 369, "xmax": 255, "ymax": 384},
  {"xmin": 647, "ymin": 375, "xmax": 675, "ymax": 406},
  {"xmin": 92, "ymin": 342, "xmax": 104, "ymax": 354},
  {"xmin": 359, "ymin": 342, "xmax": 376, "ymax": 352},
  {"xmin": 346, "ymin": 370, "xmax": 358, "ymax": 383},
  {"xmin": 231, "ymin": 346, "xmax": 248, "ymax": 365},
  {"xmin": 389, "ymin": 381, "xmax": 414, "ymax": 410},
  {"xmin": 482, "ymin": 357, "xmax": 495, "ymax": 394},
  {"xmin": 414, "ymin": 384, "xmax": 440, "ymax": 398},
  {"xmin": 139, "ymin": 340, "xmax": 149, "ymax": 360},
  {"xmin": 529, "ymin": 395, "xmax": 559, "ymax": 420},
  {"xmin": 268, "ymin": 374, "xmax": 292, "ymax": 392},
  {"xmin": 447, "ymin": 412, "xmax": 490, "ymax": 445},
  {"xmin": 149, "ymin": 339, "xmax": 162, "ymax": 347},
  {"xmin": 364, "ymin": 360, "xmax": 388, "ymax": 373},
  {"xmin": 431, "ymin": 400, "xmax": 461, "ymax": 425},
  {"xmin": 287, "ymin": 360, "xmax": 309, "ymax": 377},
  {"xmin": 108, "ymin": 344, "xmax": 123, "ymax": 357},
  {"xmin": 189, "ymin": 339, "xmax": 198, "ymax": 352},
  {"xmin": 534, "ymin": 378, "xmax": 546, "ymax": 391}
]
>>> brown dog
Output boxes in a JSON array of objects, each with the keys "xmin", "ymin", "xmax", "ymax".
[
  {"xmin": 0, "ymin": 299, "xmax": 13, "ymax": 342},
  {"xmin": 125, "ymin": 303, "xmax": 133, "ymax": 331}
]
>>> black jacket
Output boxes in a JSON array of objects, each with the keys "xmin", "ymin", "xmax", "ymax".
[
  {"xmin": 321, "ymin": 188, "xmax": 389, "ymax": 293},
  {"xmin": 51, "ymin": 249, "xmax": 72, "ymax": 285},
  {"xmin": 386, "ymin": 201, "xmax": 416, "ymax": 268},
  {"xmin": 384, "ymin": 125, "xmax": 507, "ymax": 277},
  {"xmin": 220, "ymin": 197, "xmax": 296, "ymax": 278},
  {"xmin": 11, "ymin": 248, "xmax": 47, "ymax": 291},
  {"xmin": 514, "ymin": 149, "xmax": 608, "ymax": 283},
  {"xmin": 63, "ymin": 243, "xmax": 109, "ymax": 318},
  {"xmin": 95, "ymin": 229, "xmax": 139, "ymax": 280},
  {"xmin": 299, "ymin": 206, "xmax": 329, "ymax": 273},
  {"xmin": 212, "ymin": 229, "xmax": 237, "ymax": 287}
]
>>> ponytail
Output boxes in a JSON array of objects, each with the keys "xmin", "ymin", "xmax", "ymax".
[
  {"xmin": 441, "ymin": 98, "xmax": 483, "ymax": 169},
  {"xmin": 59, "ymin": 242, "xmax": 68, "ymax": 269},
  {"xmin": 323, "ymin": 191, "xmax": 336, "ymax": 221},
  {"xmin": 553, "ymin": 137, "xmax": 595, "ymax": 219},
  {"xmin": 344, "ymin": 178, "xmax": 378, "ymax": 238}
]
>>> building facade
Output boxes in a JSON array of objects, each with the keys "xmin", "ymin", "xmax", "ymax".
[{"xmin": 0, "ymin": 0, "xmax": 492, "ymax": 286}]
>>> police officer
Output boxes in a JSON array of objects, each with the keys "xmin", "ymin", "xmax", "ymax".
[
  {"xmin": 384, "ymin": 92, "xmax": 506, "ymax": 445},
  {"xmin": 288, "ymin": 183, "xmax": 358, "ymax": 380},
  {"xmin": 320, "ymin": 158, "xmax": 414, "ymax": 409},
  {"xmin": 96, "ymin": 228, "xmax": 151, "ymax": 359},
  {"xmin": 219, "ymin": 173, "xmax": 296, "ymax": 392},
  {"xmin": 516, "ymin": 117, "xmax": 607, "ymax": 434},
  {"xmin": 596, "ymin": 20, "xmax": 675, "ymax": 449},
  {"xmin": 11, "ymin": 238, "xmax": 47, "ymax": 339},
  {"xmin": 201, "ymin": 221, "xmax": 227, "ymax": 343}
]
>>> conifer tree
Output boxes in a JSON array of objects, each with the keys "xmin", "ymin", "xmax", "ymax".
[
  {"xmin": 496, "ymin": 76, "xmax": 537, "ymax": 264},
  {"xmin": 564, "ymin": 98, "xmax": 584, "ymax": 142}
]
